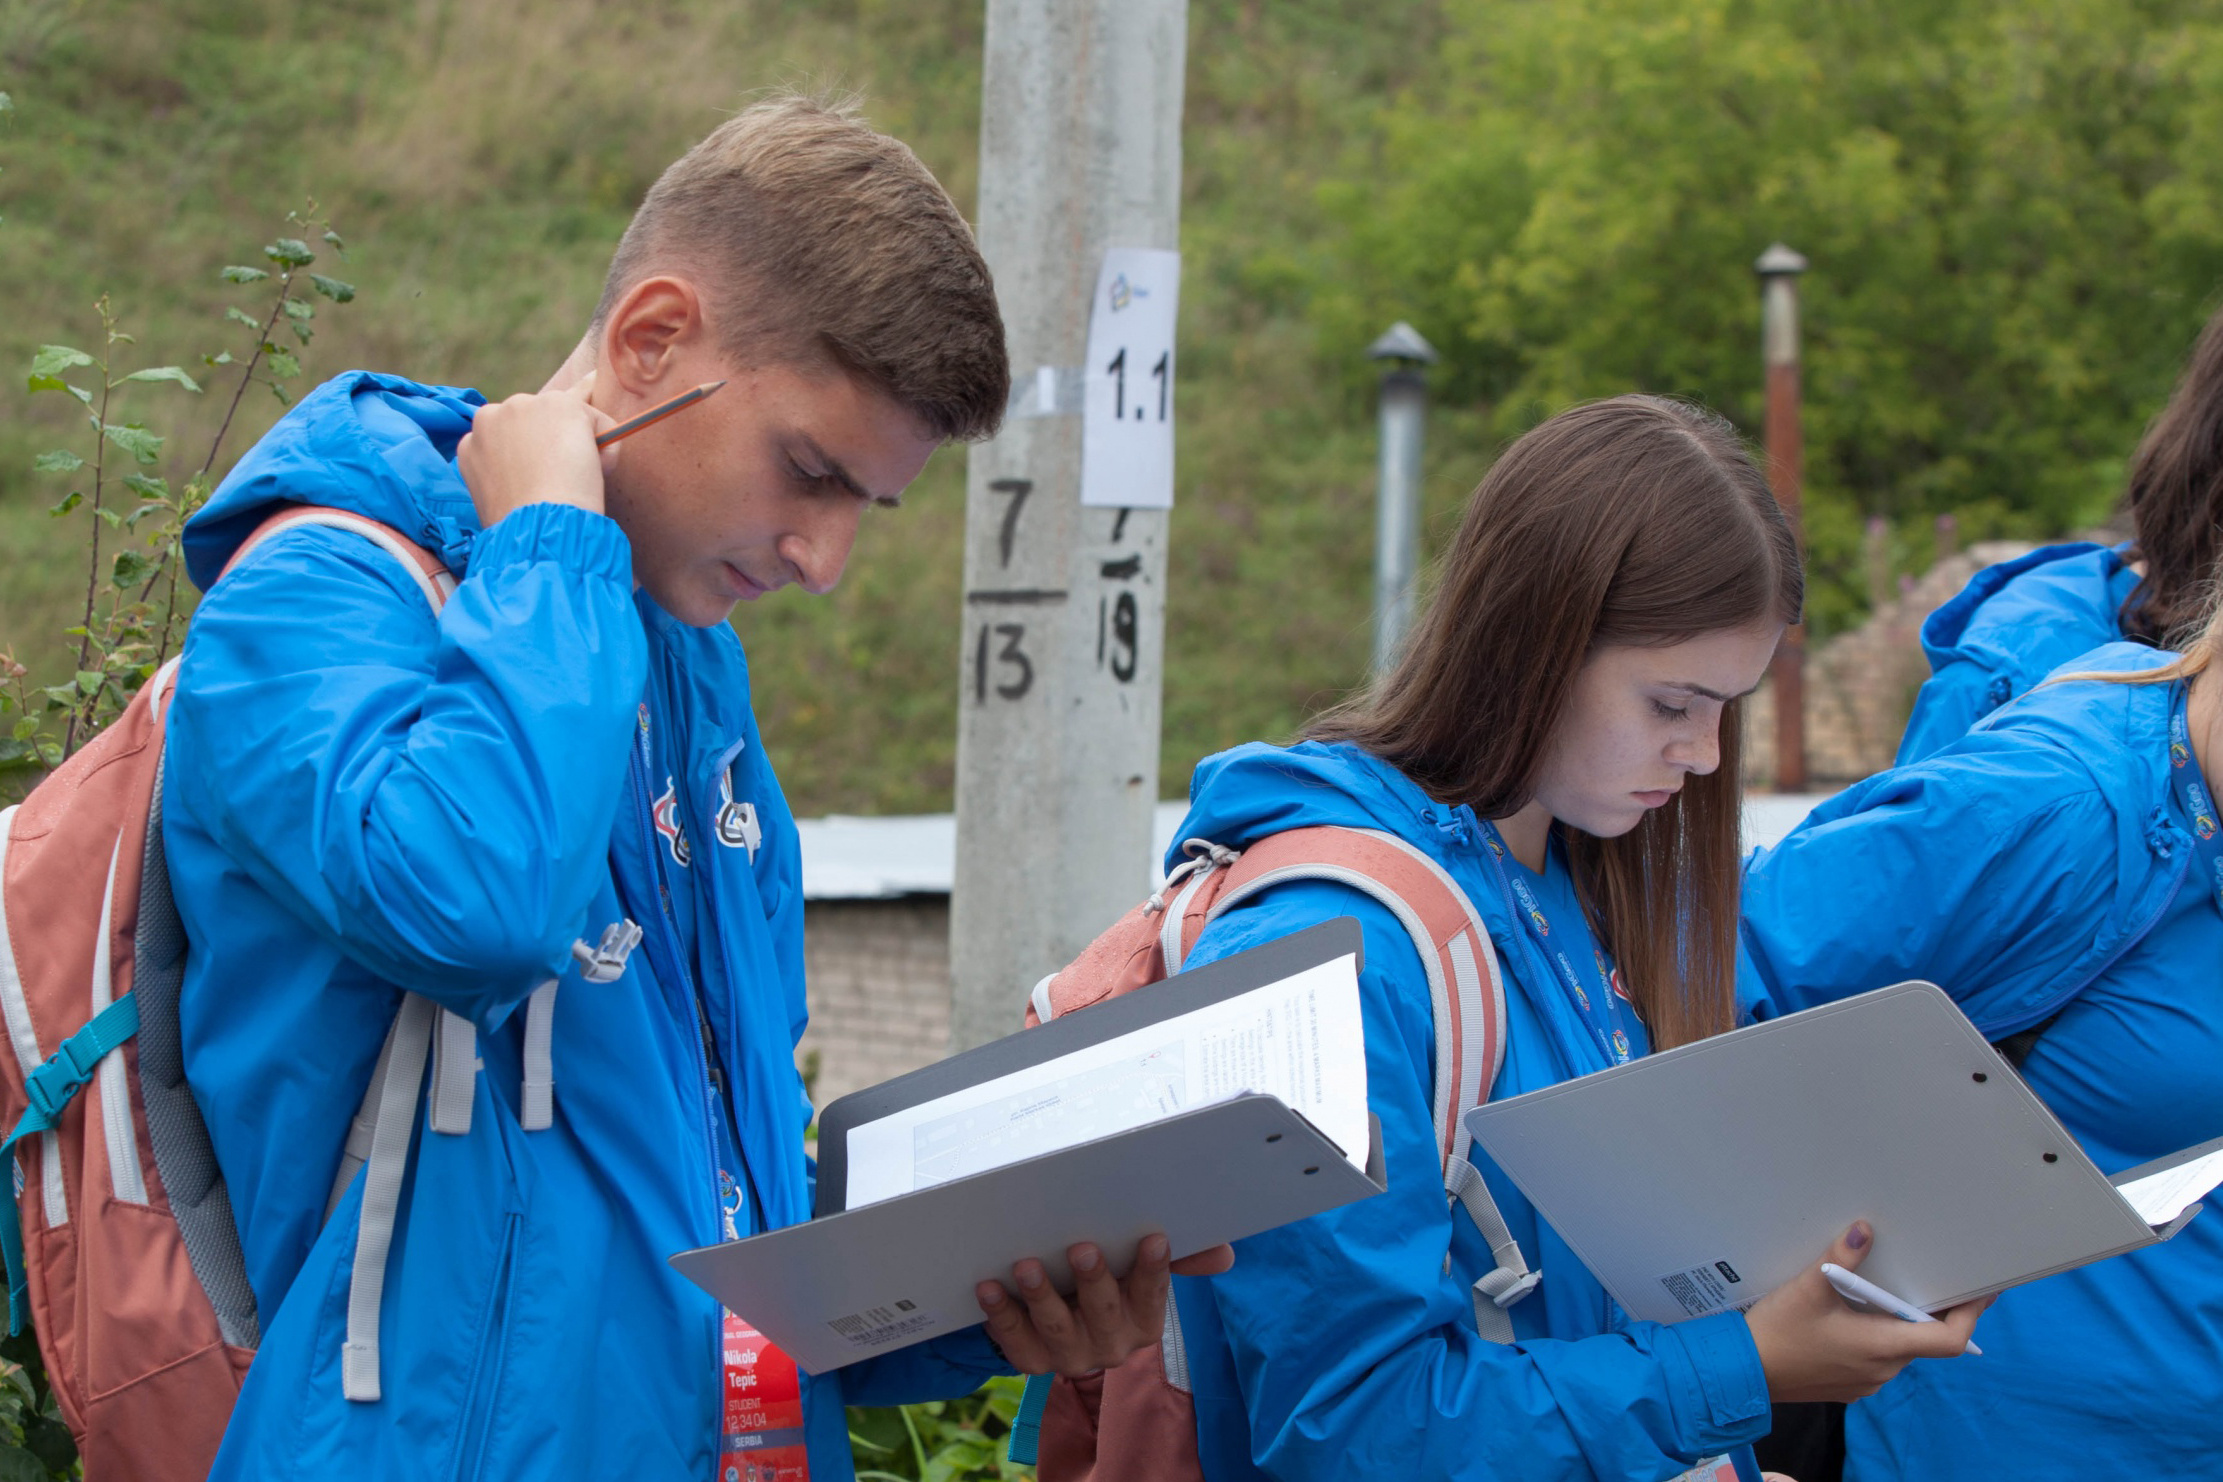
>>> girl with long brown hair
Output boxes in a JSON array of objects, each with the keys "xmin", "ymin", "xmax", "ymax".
[
  {"xmin": 1161, "ymin": 395, "xmax": 1985, "ymax": 1482},
  {"xmin": 1899, "ymin": 297, "xmax": 2223, "ymax": 764}
]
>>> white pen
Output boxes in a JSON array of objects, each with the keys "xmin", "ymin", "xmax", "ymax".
[{"xmin": 1820, "ymin": 1263, "xmax": 1983, "ymax": 1356}]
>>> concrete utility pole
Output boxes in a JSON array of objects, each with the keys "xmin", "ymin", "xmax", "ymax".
[
  {"xmin": 949, "ymin": 0, "xmax": 1189, "ymax": 1052},
  {"xmin": 1369, "ymin": 322, "xmax": 1438, "ymax": 673},
  {"xmin": 1756, "ymin": 242, "xmax": 1808, "ymax": 793}
]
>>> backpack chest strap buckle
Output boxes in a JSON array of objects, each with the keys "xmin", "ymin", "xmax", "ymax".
[{"xmin": 22, "ymin": 997, "xmax": 140, "ymax": 1125}]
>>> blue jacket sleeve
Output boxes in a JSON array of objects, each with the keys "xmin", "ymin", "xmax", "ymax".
[
  {"xmin": 166, "ymin": 504, "xmax": 647, "ymax": 1025},
  {"xmin": 1740, "ymin": 752, "xmax": 2123, "ymax": 1032},
  {"xmin": 1895, "ymin": 660, "xmax": 2006, "ymax": 767},
  {"xmin": 1181, "ymin": 882, "xmax": 1770, "ymax": 1481}
]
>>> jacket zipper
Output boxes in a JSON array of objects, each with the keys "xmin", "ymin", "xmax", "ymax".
[{"xmin": 450, "ymin": 1212, "xmax": 520, "ymax": 1481}]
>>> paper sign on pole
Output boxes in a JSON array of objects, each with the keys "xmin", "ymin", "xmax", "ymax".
[{"xmin": 1079, "ymin": 247, "xmax": 1180, "ymax": 509}]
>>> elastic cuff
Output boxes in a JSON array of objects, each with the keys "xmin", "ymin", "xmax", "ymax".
[
  {"xmin": 468, "ymin": 502, "xmax": 633, "ymax": 584},
  {"xmin": 1655, "ymin": 1310, "xmax": 1772, "ymax": 1454},
  {"xmin": 946, "ymin": 1323, "xmax": 1019, "ymax": 1378}
]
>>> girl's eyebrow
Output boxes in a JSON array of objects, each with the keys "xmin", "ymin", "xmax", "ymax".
[{"xmin": 1664, "ymin": 681, "xmax": 1756, "ymax": 702}]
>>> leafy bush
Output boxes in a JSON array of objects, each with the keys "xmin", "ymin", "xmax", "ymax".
[
  {"xmin": 850, "ymin": 1376, "xmax": 1035, "ymax": 1482},
  {"xmin": 0, "ymin": 1334, "xmax": 74, "ymax": 1481},
  {"xmin": 2, "ymin": 204, "xmax": 354, "ymax": 788}
]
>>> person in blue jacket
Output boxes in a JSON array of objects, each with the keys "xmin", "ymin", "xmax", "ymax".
[
  {"xmin": 1899, "ymin": 303, "xmax": 2223, "ymax": 764},
  {"xmin": 1160, "ymin": 397, "xmax": 1987, "ymax": 1482},
  {"xmin": 164, "ymin": 95, "xmax": 1215, "ymax": 1481},
  {"xmin": 1741, "ymin": 623, "xmax": 2223, "ymax": 1480}
]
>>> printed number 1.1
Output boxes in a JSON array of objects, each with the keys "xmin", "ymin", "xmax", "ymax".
[{"xmin": 1105, "ymin": 347, "xmax": 1170, "ymax": 424}]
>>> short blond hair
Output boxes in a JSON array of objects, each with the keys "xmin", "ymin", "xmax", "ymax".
[{"xmin": 596, "ymin": 93, "xmax": 1007, "ymax": 441}]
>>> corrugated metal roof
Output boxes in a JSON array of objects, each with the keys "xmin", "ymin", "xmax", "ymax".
[{"xmin": 798, "ymin": 795, "xmax": 1829, "ymax": 900}]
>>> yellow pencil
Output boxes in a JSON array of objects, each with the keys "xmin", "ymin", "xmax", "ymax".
[{"xmin": 594, "ymin": 380, "xmax": 728, "ymax": 448}]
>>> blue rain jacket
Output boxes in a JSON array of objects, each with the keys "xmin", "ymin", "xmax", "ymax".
[
  {"xmin": 1896, "ymin": 542, "xmax": 2137, "ymax": 765},
  {"xmin": 1163, "ymin": 742, "xmax": 1772, "ymax": 1482},
  {"xmin": 1743, "ymin": 642, "xmax": 2223, "ymax": 1480},
  {"xmin": 163, "ymin": 373, "xmax": 1003, "ymax": 1480}
]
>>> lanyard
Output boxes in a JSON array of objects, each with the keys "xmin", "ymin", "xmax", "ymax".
[
  {"xmin": 633, "ymin": 701, "xmax": 762, "ymax": 1235},
  {"xmin": 2168, "ymin": 697, "xmax": 2223, "ymax": 920},
  {"xmin": 1479, "ymin": 821, "xmax": 1635, "ymax": 1065}
]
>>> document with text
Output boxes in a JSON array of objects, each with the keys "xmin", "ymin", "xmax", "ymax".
[{"xmin": 842, "ymin": 952, "xmax": 1369, "ymax": 1209}]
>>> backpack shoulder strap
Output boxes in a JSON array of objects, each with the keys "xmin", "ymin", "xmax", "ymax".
[
  {"xmin": 1177, "ymin": 825, "xmax": 1539, "ymax": 1342},
  {"xmin": 210, "ymin": 505, "xmax": 493, "ymax": 1400},
  {"xmin": 1188, "ymin": 826, "xmax": 1507, "ymax": 1154},
  {"xmin": 220, "ymin": 505, "xmax": 458, "ymax": 614}
]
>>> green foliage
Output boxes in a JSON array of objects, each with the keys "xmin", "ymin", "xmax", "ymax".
[
  {"xmin": 849, "ymin": 1376, "xmax": 1035, "ymax": 1482},
  {"xmin": 0, "ymin": 1335, "xmax": 77, "ymax": 1480},
  {"xmin": 5, "ymin": 0, "xmax": 2215, "ymax": 816},
  {"xmin": 0, "ymin": 0, "xmax": 1417, "ymax": 813},
  {"xmin": 1307, "ymin": 0, "xmax": 2223, "ymax": 635},
  {"xmin": 3, "ymin": 204, "xmax": 358, "ymax": 790}
]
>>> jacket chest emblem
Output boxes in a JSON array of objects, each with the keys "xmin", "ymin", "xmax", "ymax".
[
  {"xmin": 715, "ymin": 766, "xmax": 761, "ymax": 862},
  {"xmin": 652, "ymin": 777, "xmax": 692, "ymax": 869}
]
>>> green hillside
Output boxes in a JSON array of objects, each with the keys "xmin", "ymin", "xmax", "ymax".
[{"xmin": 6, "ymin": 0, "xmax": 2222, "ymax": 814}]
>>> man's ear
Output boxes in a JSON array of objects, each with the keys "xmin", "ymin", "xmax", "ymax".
[{"xmin": 600, "ymin": 275, "xmax": 710, "ymax": 399}]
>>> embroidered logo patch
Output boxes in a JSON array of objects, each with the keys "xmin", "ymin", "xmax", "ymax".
[{"xmin": 653, "ymin": 776, "xmax": 692, "ymax": 868}]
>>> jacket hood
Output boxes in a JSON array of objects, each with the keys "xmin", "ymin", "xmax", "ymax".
[
  {"xmin": 1173, "ymin": 740, "xmax": 1477, "ymax": 870},
  {"xmin": 1918, "ymin": 542, "xmax": 2132, "ymax": 677},
  {"xmin": 184, "ymin": 372, "xmax": 486, "ymax": 592},
  {"xmin": 1748, "ymin": 640, "xmax": 2190, "ymax": 1038}
]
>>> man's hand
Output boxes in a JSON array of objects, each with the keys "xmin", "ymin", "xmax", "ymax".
[
  {"xmin": 973, "ymin": 1237, "xmax": 1236, "ymax": 1377},
  {"xmin": 455, "ymin": 371, "xmax": 618, "ymax": 528},
  {"xmin": 1746, "ymin": 1222, "xmax": 1992, "ymax": 1404}
]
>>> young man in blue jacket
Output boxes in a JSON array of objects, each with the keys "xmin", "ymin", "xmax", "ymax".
[{"xmin": 164, "ymin": 94, "xmax": 1213, "ymax": 1480}]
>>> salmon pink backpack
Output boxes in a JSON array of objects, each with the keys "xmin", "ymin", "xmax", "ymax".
[
  {"xmin": 1005, "ymin": 826, "xmax": 1539, "ymax": 1482},
  {"xmin": 0, "ymin": 506, "xmax": 579, "ymax": 1477}
]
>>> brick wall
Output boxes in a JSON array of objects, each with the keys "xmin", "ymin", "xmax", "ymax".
[
  {"xmin": 797, "ymin": 896, "xmax": 953, "ymax": 1112},
  {"xmin": 1744, "ymin": 540, "xmax": 2036, "ymax": 786}
]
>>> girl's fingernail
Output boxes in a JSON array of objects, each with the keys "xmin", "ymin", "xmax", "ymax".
[
  {"xmin": 1144, "ymin": 1234, "xmax": 1169, "ymax": 1262},
  {"xmin": 1846, "ymin": 1222, "xmax": 1870, "ymax": 1251},
  {"xmin": 1018, "ymin": 1265, "xmax": 1046, "ymax": 1291},
  {"xmin": 1074, "ymin": 1246, "xmax": 1102, "ymax": 1273},
  {"xmin": 977, "ymin": 1282, "xmax": 1005, "ymax": 1308}
]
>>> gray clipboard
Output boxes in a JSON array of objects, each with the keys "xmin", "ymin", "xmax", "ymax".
[
  {"xmin": 669, "ymin": 918, "xmax": 1387, "ymax": 1373},
  {"xmin": 672, "ymin": 1093, "xmax": 1382, "ymax": 1374},
  {"xmin": 812, "ymin": 917, "xmax": 1364, "ymax": 1216},
  {"xmin": 1463, "ymin": 981, "xmax": 2201, "ymax": 1325}
]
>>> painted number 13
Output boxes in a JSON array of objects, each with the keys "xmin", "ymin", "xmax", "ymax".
[{"xmin": 1106, "ymin": 347, "xmax": 1170, "ymax": 423}]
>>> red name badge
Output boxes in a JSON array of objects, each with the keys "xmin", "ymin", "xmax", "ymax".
[{"xmin": 720, "ymin": 1312, "xmax": 810, "ymax": 1482}]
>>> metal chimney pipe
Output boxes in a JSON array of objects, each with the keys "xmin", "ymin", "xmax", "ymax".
[
  {"xmin": 1755, "ymin": 244, "xmax": 1809, "ymax": 792},
  {"xmin": 1368, "ymin": 321, "xmax": 1439, "ymax": 674}
]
